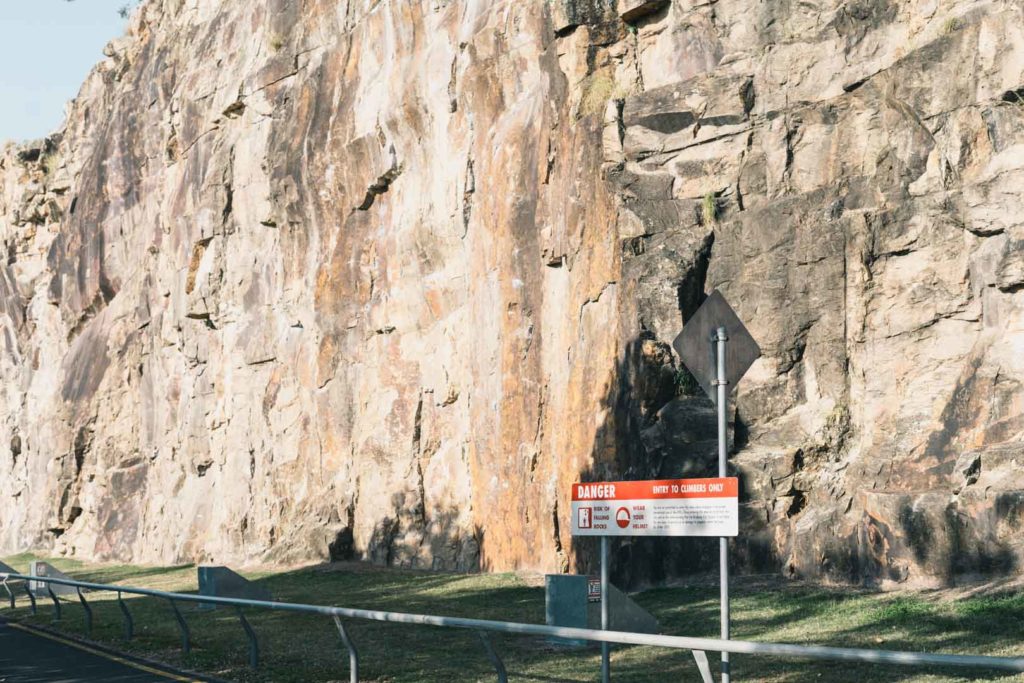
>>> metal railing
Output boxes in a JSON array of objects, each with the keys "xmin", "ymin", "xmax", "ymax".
[{"xmin": 4, "ymin": 570, "xmax": 1024, "ymax": 682}]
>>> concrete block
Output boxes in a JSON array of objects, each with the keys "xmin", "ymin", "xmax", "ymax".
[{"xmin": 198, "ymin": 566, "xmax": 272, "ymax": 610}]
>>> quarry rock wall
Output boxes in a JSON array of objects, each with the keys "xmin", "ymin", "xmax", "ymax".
[{"xmin": 0, "ymin": 0, "xmax": 1022, "ymax": 587}]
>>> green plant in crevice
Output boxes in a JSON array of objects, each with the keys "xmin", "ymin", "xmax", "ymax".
[
  {"xmin": 942, "ymin": 16, "xmax": 960, "ymax": 34},
  {"xmin": 580, "ymin": 72, "xmax": 615, "ymax": 118},
  {"xmin": 40, "ymin": 152, "xmax": 60, "ymax": 176},
  {"xmin": 701, "ymin": 191, "xmax": 718, "ymax": 226},
  {"xmin": 674, "ymin": 367, "xmax": 700, "ymax": 397}
]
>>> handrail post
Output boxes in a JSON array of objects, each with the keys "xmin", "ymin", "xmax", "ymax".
[
  {"xmin": 47, "ymin": 585, "xmax": 61, "ymax": 622},
  {"xmin": 3, "ymin": 576, "xmax": 13, "ymax": 609},
  {"xmin": 691, "ymin": 649, "xmax": 715, "ymax": 683},
  {"xmin": 169, "ymin": 598, "xmax": 191, "ymax": 654},
  {"xmin": 118, "ymin": 591, "xmax": 134, "ymax": 640},
  {"xmin": 477, "ymin": 631, "xmax": 508, "ymax": 683},
  {"xmin": 77, "ymin": 587, "xmax": 93, "ymax": 638},
  {"xmin": 333, "ymin": 614, "xmax": 359, "ymax": 683},
  {"xmin": 23, "ymin": 583, "xmax": 36, "ymax": 615},
  {"xmin": 236, "ymin": 606, "xmax": 259, "ymax": 669}
]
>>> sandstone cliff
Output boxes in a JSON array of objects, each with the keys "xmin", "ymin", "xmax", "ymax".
[{"xmin": 1, "ymin": 0, "xmax": 1022, "ymax": 587}]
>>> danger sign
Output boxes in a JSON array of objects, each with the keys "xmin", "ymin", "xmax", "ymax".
[{"xmin": 570, "ymin": 478, "xmax": 739, "ymax": 537}]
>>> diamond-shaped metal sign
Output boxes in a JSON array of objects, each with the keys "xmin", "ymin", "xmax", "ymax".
[{"xmin": 672, "ymin": 290, "xmax": 761, "ymax": 403}]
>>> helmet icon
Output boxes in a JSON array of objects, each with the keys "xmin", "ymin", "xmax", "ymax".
[{"xmin": 616, "ymin": 507, "xmax": 631, "ymax": 529}]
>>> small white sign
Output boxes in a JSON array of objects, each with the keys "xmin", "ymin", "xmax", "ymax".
[{"xmin": 570, "ymin": 477, "xmax": 739, "ymax": 537}]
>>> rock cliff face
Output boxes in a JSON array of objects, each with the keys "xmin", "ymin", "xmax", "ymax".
[{"xmin": 0, "ymin": 0, "xmax": 1022, "ymax": 586}]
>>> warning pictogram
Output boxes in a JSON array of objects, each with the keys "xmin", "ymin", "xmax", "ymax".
[{"xmin": 616, "ymin": 507, "xmax": 631, "ymax": 529}]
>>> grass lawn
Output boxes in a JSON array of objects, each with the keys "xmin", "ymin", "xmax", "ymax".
[{"xmin": 2, "ymin": 553, "xmax": 1024, "ymax": 682}]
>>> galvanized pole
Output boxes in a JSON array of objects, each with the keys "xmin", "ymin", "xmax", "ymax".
[
  {"xmin": 601, "ymin": 535, "xmax": 610, "ymax": 683},
  {"xmin": 716, "ymin": 326, "xmax": 731, "ymax": 683}
]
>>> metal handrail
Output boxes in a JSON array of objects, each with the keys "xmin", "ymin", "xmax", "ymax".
[{"xmin": 4, "ymin": 571, "xmax": 1024, "ymax": 678}]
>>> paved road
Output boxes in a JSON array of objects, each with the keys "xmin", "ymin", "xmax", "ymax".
[{"xmin": 0, "ymin": 620, "xmax": 195, "ymax": 682}]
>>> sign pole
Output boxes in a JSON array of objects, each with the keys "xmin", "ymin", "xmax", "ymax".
[
  {"xmin": 716, "ymin": 326, "xmax": 731, "ymax": 683},
  {"xmin": 601, "ymin": 534, "xmax": 610, "ymax": 683}
]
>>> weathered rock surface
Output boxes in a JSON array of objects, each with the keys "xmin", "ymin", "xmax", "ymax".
[{"xmin": 0, "ymin": 0, "xmax": 1022, "ymax": 588}]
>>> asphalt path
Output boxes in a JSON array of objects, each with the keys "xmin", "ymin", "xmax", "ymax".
[{"xmin": 0, "ymin": 619, "xmax": 197, "ymax": 682}]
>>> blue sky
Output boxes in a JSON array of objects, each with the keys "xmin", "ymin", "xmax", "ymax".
[{"xmin": 0, "ymin": 1, "xmax": 131, "ymax": 143}]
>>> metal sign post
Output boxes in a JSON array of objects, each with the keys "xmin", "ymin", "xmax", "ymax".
[
  {"xmin": 601, "ymin": 535, "xmax": 610, "ymax": 683},
  {"xmin": 673, "ymin": 290, "xmax": 761, "ymax": 683},
  {"xmin": 716, "ymin": 326, "xmax": 731, "ymax": 683}
]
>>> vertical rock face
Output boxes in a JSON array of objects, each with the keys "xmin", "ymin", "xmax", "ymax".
[{"xmin": 0, "ymin": 0, "xmax": 1022, "ymax": 587}]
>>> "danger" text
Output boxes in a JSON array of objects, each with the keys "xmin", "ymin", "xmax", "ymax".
[{"xmin": 576, "ymin": 483, "xmax": 617, "ymax": 499}]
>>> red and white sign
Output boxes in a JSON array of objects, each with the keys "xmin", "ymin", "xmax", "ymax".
[{"xmin": 570, "ymin": 477, "xmax": 739, "ymax": 537}]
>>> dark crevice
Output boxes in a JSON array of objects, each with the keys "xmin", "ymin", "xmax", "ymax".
[
  {"xmin": 222, "ymin": 180, "xmax": 234, "ymax": 224},
  {"xmin": 739, "ymin": 77, "xmax": 756, "ymax": 117},
  {"xmin": 843, "ymin": 77, "xmax": 869, "ymax": 93},
  {"xmin": 676, "ymin": 232, "xmax": 715, "ymax": 323},
  {"xmin": 787, "ymin": 491, "xmax": 808, "ymax": 518},
  {"xmin": 66, "ymin": 505, "xmax": 83, "ymax": 525},
  {"xmin": 616, "ymin": 98, "xmax": 626, "ymax": 148},
  {"xmin": 621, "ymin": 0, "xmax": 670, "ymax": 24},
  {"xmin": 357, "ymin": 147, "xmax": 402, "ymax": 211},
  {"xmin": 1000, "ymin": 87, "xmax": 1024, "ymax": 104},
  {"xmin": 222, "ymin": 100, "xmax": 246, "ymax": 119},
  {"xmin": 72, "ymin": 422, "xmax": 94, "ymax": 476},
  {"xmin": 462, "ymin": 156, "xmax": 475, "ymax": 237},
  {"xmin": 186, "ymin": 311, "xmax": 218, "ymax": 329},
  {"xmin": 552, "ymin": 497, "xmax": 565, "ymax": 570},
  {"xmin": 554, "ymin": 23, "xmax": 579, "ymax": 39}
]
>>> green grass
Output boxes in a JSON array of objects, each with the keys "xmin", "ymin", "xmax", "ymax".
[{"xmin": 3, "ymin": 553, "xmax": 1024, "ymax": 682}]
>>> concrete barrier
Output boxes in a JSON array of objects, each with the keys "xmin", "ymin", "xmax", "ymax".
[
  {"xmin": 29, "ymin": 561, "xmax": 77, "ymax": 596},
  {"xmin": 198, "ymin": 566, "xmax": 272, "ymax": 610},
  {"xmin": 545, "ymin": 574, "xmax": 659, "ymax": 646}
]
